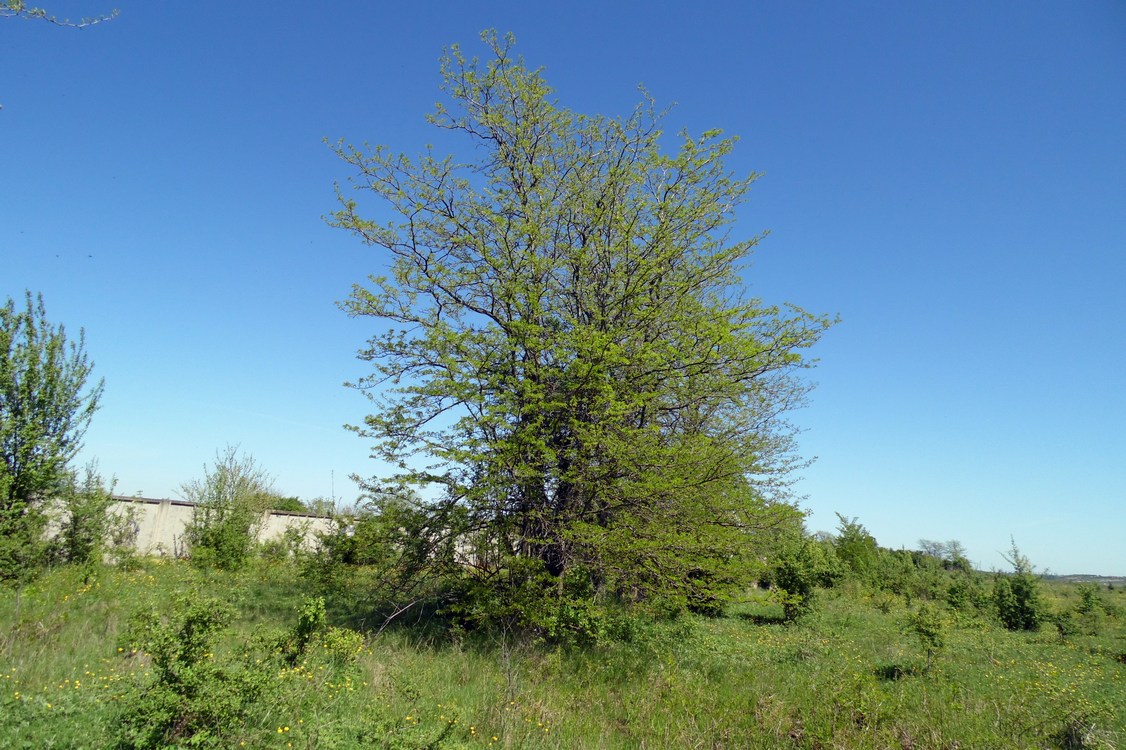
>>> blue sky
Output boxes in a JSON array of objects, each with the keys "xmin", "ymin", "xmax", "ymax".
[{"xmin": 2, "ymin": 1, "xmax": 1123, "ymax": 575}]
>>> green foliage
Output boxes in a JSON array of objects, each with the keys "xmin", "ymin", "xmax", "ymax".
[
  {"xmin": 832, "ymin": 513, "xmax": 880, "ymax": 579},
  {"xmin": 257, "ymin": 524, "xmax": 309, "ymax": 563},
  {"xmin": 1054, "ymin": 608, "xmax": 1082, "ymax": 641},
  {"xmin": 945, "ymin": 570, "xmax": 990, "ymax": 614},
  {"xmin": 268, "ymin": 595, "xmax": 367, "ymax": 669},
  {"xmin": 283, "ymin": 595, "xmax": 327, "ymax": 664},
  {"xmin": 1054, "ymin": 582, "xmax": 1118, "ymax": 640},
  {"xmin": 442, "ymin": 557, "xmax": 654, "ymax": 647},
  {"xmin": 993, "ymin": 540, "xmax": 1045, "ymax": 631},
  {"xmin": 2, "ymin": 563, "xmax": 1124, "ymax": 749},
  {"xmin": 317, "ymin": 621, "xmax": 366, "ymax": 664},
  {"xmin": 268, "ymin": 495, "xmax": 307, "ymax": 513},
  {"xmin": 1, "ymin": 291, "xmax": 103, "ymax": 584},
  {"xmin": 1074, "ymin": 582, "xmax": 1107, "ymax": 616},
  {"xmin": 905, "ymin": 602, "xmax": 946, "ymax": 672},
  {"xmin": 869, "ymin": 547, "xmax": 973, "ymax": 605},
  {"xmin": 182, "ymin": 446, "xmax": 274, "ymax": 571},
  {"xmin": 303, "ymin": 496, "xmax": 338, "ymax": 517},
  {"xmin": 330, "ymin": 30, "xmax": 833, "ymax": 619},
  {"xmin": 873, "ymin": 548, "xmax": 928, "ymax": 599},
  {"xmin": 50, "ymin": 462, "xmax": 135, "ymax": 569},
  {"xmin": 301, "ymin": 490, "xmax": 456, "ymax": 609},
  {"xmin": 918, "ymin": 538, "xmax": 972, "ymax": 573},
  {"xmin": 117, "ymin": 594, "xmax": 270, "ymax": 749},
  {"xmin": 770, "ymin": 535, "xmax": 840, "ymax": 621},
  {"xmin": 110, "ymin": 586, "xmax": 370, "ymax": 749}
]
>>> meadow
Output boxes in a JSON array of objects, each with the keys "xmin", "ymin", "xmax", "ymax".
[{"xmin": 1, "ymin": 558, "xmax": 1122, "ymax": 750}]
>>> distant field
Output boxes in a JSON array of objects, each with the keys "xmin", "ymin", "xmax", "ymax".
[{"xmin": 2, "ymin": 560, "xmax": 1123, "ymax": 749}]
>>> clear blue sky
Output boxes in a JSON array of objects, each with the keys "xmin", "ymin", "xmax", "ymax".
[{"xmin": 3, "ymin": 2, "xmax": 1123, "ymax": 575}]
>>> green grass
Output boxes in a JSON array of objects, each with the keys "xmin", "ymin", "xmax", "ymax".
[{"xmin": 2, "ymin": 561, "xmax": 1123, "ymax": 749}]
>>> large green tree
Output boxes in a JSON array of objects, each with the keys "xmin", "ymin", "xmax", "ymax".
[
  {"xmin": 1, "ymin": 291, "xmax": 103, "ymax": 582},
  {"xmin": 331, "ymin": 32, "xmax": 833, "ymax": 611}
]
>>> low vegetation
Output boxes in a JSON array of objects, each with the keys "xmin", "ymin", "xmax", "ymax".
[{"xmin": 1, "ymin": 533, "xmax": 1122, "ymax": 749}]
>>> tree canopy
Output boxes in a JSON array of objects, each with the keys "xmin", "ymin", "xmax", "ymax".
[
  {"xmin": 331, "ymin": 32, "xmax": 833, "ymax": 615},
  {"xmin": 1, "ymin": 291, "xmax": 103, "ymax": 582}
]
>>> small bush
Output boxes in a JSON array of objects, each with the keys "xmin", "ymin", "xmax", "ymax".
[
  {"xmin": 1054, "ymin": 609, "xmax": 1082, "ymax": 641},
  {"xmin": 258, "ymin": 524, "xmax": 308, "ymax": 563},
  {"xmin": 946, "ymin": 572, "xmax": 989, "ymax": 614},
  {"xmin": 318, "ymin": 624, "xmax": 366, "ymax": 664},
  {"xmin": 117, "ymin": 594, "xmax": 270, "ymax": 749},
  {"xmin": 994, "ymin": 540, "xmax": 1045, "ymax": 631},
  {"xmin": 271, "ymin": 595, "xmax": 366, "ymax": 667},
  {"xmin": 905, "ymin": 603, "xmax": 946, "ymax": 672},
  {"xmin": 772, "ymin": 537, "xmax": 837, "ymax": 621}
]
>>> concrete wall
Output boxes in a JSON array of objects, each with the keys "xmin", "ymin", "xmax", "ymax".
[{"xmin": 109, "ymin": 496, "xmax": 333, "ymax": 556}]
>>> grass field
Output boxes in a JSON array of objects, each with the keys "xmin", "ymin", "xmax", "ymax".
[{"xmin": 2, "ymin": 559, "xmax": 1123, "ymax": 749}]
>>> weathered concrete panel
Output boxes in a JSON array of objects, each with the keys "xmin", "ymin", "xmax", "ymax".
[{"xmin": 108, "ymin": 496, "xmax": 331, "ymax": 556}]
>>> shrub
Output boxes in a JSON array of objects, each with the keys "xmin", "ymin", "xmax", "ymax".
[
  {"xmin": 318, "ymin": 623, "xmax": 366, "ymax": 664},
  {"xmin": 993, "ymin": 541, "xmax": 1044, "ymax": 631},
  {"xmin": 117, "ymin": 595, "xmax": 270, "ymax": 749},
  {"xmin": 267, "ymin": 495, "xmax": 306, "ymax": 513},
  {"xmin": 833, "ymin": 514, "xmax": 880, "ymax": 579},
  {"xmin": 772, "ymin": 537, "xmax": 831, "ymax": 621},
  {"xmin": 1053, "ymin": 609, "xmax": 1082, "ymax": 641},
  {"xmin": 946, "ymin": 571, "xmax": 989, "ymax": 614},
  {"xmin": 1075, "ymin": 582, "xmax": 1106, "ymax": 616},
  {"xmin": 271, "ymin": 595, "xmax": 366, "ymax": 667},
  {"xmin": 905, "ymin": 603, "xmax": 946, "ymax": 672},
  {"xmin": 51, "ymin": 463, "xmax": 136, "ymax": 570},
  {"xmin": 182, "ymin": 447, "xmax": 274, "ymax": 571},
  {"xmin": 258, "ymin": 524, "xmax": 308, "ymax": 563}
]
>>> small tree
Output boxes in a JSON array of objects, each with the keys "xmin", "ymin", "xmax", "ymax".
[
  {"xmin": 906, "ymin": 603, "xmax": 946, "ymax": 673},
  {"xmin": 1, "ymin": 292, "xmax": 103, "ymax": 583},
  {"xmin": 51, "ymin": 462, "xmax": 131, "ymax": 571},
  {"xmin": 918, "ymin": 538, "xmax": 972, "ymax": 572},
  {"xmin": 993, "ymin": 539, "xmax": 1044, "ymax": 631},
  {"xmin": 833, "ymin": 513, "xmax": 880, "ymax": 579},
  {"xmin": 1074, "ymin": 582, "xmax": 1104, "ymax": 616},
  {"xmin": 181, "ymin": 447, "xmax": 274, "ymax": 571}
]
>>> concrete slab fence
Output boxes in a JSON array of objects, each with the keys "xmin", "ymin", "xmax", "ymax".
[{"xmin": 107, "ymin": 495, "xmax": 334, "ymax": 557}]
